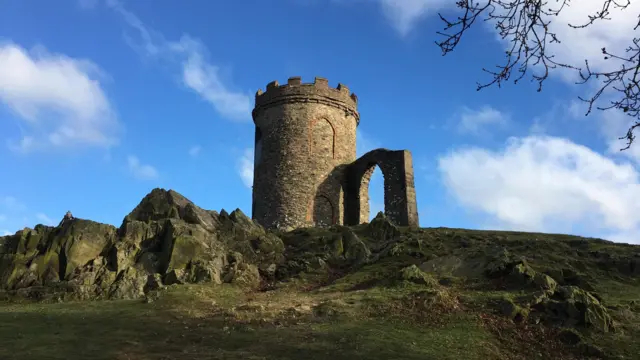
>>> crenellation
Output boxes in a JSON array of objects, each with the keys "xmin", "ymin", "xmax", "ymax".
[
  {"xmin": 288, "ymin": 76, "xmax": 302, "ymax": 85},
  {"xmin": 266, "ymin": 80, "xmax": 280, "ymax": 90},
  {"xmin": 253, "ymin": 77, "xmax": 359, "ymax": 122},
  {"xmin": 337, "ymin": 83, "xmax": 350, "ymax": 95},
  {"xmin": 314, "ymin": 77, "xmax": 329, "ymax": 88}
]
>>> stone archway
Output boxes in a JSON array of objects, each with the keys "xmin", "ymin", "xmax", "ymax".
[{"xmin": 344, "ymin": 149, "xmax": 419, "ymax": 227}]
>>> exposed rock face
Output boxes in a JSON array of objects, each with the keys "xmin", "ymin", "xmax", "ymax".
[
  {"xmin": 485, "ymin": 248, "xmax": 614, "ymax": 332},
  {"xmin": 0, "ymin": 188, "xmax": 285, "ymax": 300}
]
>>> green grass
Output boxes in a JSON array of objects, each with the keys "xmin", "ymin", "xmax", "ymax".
[
  {"xmin": 0, "ymin": 284, "xmax": 501, "ymax": 360},
  {"xmin": 1, "ymin": 226, "xmax": 639, "ymax": 359}
]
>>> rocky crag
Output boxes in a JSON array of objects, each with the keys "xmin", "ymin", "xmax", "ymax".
[
  {"xmin": 0, "ymin": 189, "xmax": 288, "ymax": 300},
  {"xmin": 1, "ymin": 188, "xmax": 639, "ymax": 358}
]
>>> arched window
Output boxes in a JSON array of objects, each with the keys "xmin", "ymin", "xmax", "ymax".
[
  {"xmin": 313, "ymin": 195, "xmax": 334, "ymax": 227},
  {"xmin": 309, "ymin": 118, "xmax": 335, "ymax": 159}
]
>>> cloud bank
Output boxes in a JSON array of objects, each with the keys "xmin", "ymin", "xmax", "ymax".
[{"xmin": 0, "ymin": 42, "xmax": 119, "ymax": 152}]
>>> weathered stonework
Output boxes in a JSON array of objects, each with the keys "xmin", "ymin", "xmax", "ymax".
[
  {"xmin": 344, "ymin": 149, "xmax": 419, "ymax": 227},
  {"xmin": 251, "ymin": 76, "xmax": 419, "ymax": 230}
]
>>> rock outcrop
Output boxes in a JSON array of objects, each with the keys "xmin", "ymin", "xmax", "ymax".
[
  {"xmin": 485, "ymin": 248, "xmax": 615, "ymax": 332},
  {"xmin": 0, "ymin": 189, "xmax": 286, "ymax": 300}
]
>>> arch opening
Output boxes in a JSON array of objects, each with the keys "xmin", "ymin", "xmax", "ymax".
[
  {"xmin": 358, "ymin": 163, "xmax": 386, "ymax": 223},
  {"xmin": 312, "ymin": 195, "xmax": 335, "ymax": 227}
]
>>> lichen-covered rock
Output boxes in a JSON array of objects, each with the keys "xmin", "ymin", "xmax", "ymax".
[
  {"xmin": 399, "ymin": 265, "xmax": 438, "ymax": 286},
  {"xmin": 516, "ymin": 285, "xmax": 615, "ymax": 332},
  {"xmin": 365, "ymin": 212, "xmax": 400, "ymax": 242},
  {"xmin": 109, "ymin": 267, "xmax": 148, "ymax": 299},
  {"xmin": 485, "ymin": 248, "xmax": 557, "ymax": 293},
  {"xmin": 341, "ymin": 228, "xmax": 371, "ymax": 265},
  {"xmin": 327, "ymin": 227, "xmax": 371, "ymax": 269},
  {"xmin": 498, "ymin": 297, "xmax": 529, "ymax": 322},
  {"xmin": 0, "ymin": 188, "xmax": 285, "ymax": 301}
]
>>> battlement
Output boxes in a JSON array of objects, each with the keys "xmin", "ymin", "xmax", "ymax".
[{"xmin": 253, "ymin": 76, "xmax": 359, "ymax": 123}]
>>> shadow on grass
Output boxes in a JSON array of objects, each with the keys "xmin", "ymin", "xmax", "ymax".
[{"xmin": 0, "ymin": 299, "xmax": 498, "ymax": 360}]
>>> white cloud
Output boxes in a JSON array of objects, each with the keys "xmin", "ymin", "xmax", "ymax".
[
  {"xmin": 237, "ymin": 148, "xmax": 254, "ymax": 188},
  {"xmin": 377, "ymin": 0, "xmax": 449, "ymax": 36},
  {"xmin": 35, "ymin": 213, "xmax": 54, "ymax": 226},
  {"xmin": 457, "ymin": 105, "xmax": 509, "ymax": 135},
  {"xmin": 127, "ymin": 155, "xmax": 159, "ymax": 180},
  {"xmin": 0, "ymin": 196, "xmax": 27, "ymax": 212},
  {"xmin": 1, "ymin": 230, "xmax": 11, "ymax": 236},
  {"xmin": 599, "ymin": 109, "xmax": 640, "ymax": 164},
  {"xmin": 106, "ymin": 0, "xmax": 252, "ymax": 121},
  {"xmin": 0, "ymin": 42, "xmax": 119, "ymax": 152},
  {"xmin": 438, "ymin": 135, "xmax": 640, "ymax": 243},
  {"xmin": 188, "ymin": 145, "xmax": 201, "ymax": 157}
]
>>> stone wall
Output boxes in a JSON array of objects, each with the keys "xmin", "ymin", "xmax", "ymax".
[
  {"xmin": 252, "ymin": 77, "xmax": 359, "ymax": 230},
  {"xmin": 344, "ymin": 149, "xmax": 419, "ymax": 227}
]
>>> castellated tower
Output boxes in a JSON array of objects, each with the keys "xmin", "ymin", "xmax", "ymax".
[{"xmin": 252, "ymin": 76, "xmax": 359, "ymax": 230}]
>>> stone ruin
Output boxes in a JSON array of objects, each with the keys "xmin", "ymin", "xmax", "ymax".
[{"xmin": 251, "ymin": 76, "xmax": 419, "ymax": 231}]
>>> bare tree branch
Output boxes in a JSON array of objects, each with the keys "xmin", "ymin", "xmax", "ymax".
[{"xmin": 436, "ymin": 0, "xmax": 640, "ymax": 150}]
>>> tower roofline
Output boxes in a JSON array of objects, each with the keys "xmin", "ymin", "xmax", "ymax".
[{"xmin": 252, "ymin": 76, "xmax": 360, "ymax": 124}]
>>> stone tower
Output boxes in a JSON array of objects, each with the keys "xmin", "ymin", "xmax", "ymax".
[{"xmin": 252, "ymin": 76, "xmax": 359, "ymax": 230}]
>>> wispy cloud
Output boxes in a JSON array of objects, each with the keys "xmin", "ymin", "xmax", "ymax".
[
  {"xmin": 35, "ymin": 213, "xmax": 54, "ymax": 226},
  {"xmin": 0, "ymin": 42, "xmax": 120, "ymax": 152},
  {"xmin": 188, "ymin": 145, "xmax": 201, "ymax": 157},
  {"xmin": 377, "ymin": 0, "xmax": 450, "ymax": 36},
  {"xmin": 456, "ymin": 105, "xmax": 509, "ymax": 135},
  {"xmin": 127, "ymin": 155, "xmax": 159, "ymax": 180},
  {"xmin": 237, "ymin": 148, "xmax": 254, "ymax": 188},
  {"xmin": 106, "ymin": 0, "xmax": 252, "ymax": 121},
  {"xmin": 1, "ymin": 196, "xmax": 27, "ymax": 212},
  {"xmin": 1, "ymin": 230, "xmax": 11, "ymax": 236}
]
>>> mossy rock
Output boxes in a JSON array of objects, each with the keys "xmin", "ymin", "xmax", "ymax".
[
  {"xmin": 399, "ymin": 265, "xmax": 439, "ymax": 287},
  {"xmin": 16, "ymin": 228, "xmax": 44, "ymax": 256},
  {"xmin": 498, "ymin": 297, "xmax": 530, "ymax": 323},
  {"xmin": 485, "ymin": 248, "xmax": 558, "ymax": 292},
  {"xmin": 108, "ymin": 267, "xmax": 148, "ymax": 299},
  {"xmin": 363, "ymin": 212, "xmax": 400, "ymax": 242},
  {"xmin": 533, "ymin": 286, "xmax": 614, "ymax": 332},
  {"xmin": 226, "ymin": 263, "xmax": 260, "ymax": 289}
]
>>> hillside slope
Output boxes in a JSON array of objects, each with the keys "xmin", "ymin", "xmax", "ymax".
[{"xmin": 0, "ymin": 188, "xmax": 638, "ymax": 359}]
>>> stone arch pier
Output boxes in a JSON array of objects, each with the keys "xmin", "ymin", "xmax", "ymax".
[{"xmin": 344, "ymin": 149, "xmax": 419, "ymax": 227}]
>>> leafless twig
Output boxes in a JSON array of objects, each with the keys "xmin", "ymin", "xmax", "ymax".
[{"xmin": 436, "ymin": 0, "xmax": 640, "ymax": 150}]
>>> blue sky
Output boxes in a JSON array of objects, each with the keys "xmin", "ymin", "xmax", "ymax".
[{"xmin": 1, "ymin": 0, "xmax": 640, "ymax": 244}]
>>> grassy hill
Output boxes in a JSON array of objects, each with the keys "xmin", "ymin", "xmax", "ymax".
[{"xmin": 0, "ymin": 189, "xmax": 638, "ymax": 359}]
